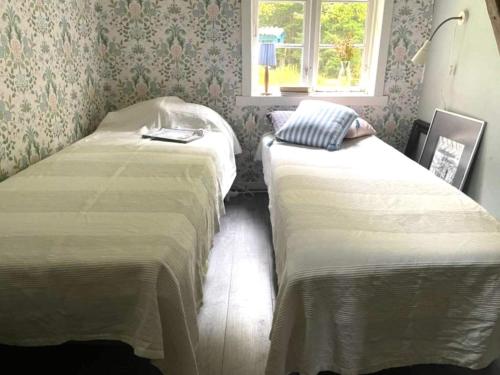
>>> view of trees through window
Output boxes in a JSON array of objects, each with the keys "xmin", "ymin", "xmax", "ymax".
[{"xmin": 258, "ymin": 0, "xmax": 368, "ymax": 92}]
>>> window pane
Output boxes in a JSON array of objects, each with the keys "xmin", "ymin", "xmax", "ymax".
[
  {"xmin": 258, "ymin": 1, "xmax": 305, "ymax": 44},
  {"xmin": 317, "ymin": 47, "xmax": 364, "ymax": 90},
  {"xmin": 258, "ymin": 47, "xmax": 303, "ymax": 91},
  {"xmin": 320, "ymin": 1, "xmax": 368, "ymax": 45},
  {"xmin": 318, "ymin": 1, "xmax": 368, "ymax": 90}
]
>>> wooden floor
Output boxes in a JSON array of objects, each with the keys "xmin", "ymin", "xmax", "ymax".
[
  {"xmin": 198, "ymin": 193, "xmax": 276, "ymax": 375},
  {"xmin": 1, "ymin": 193, "xmax": 499, "ymax": 375}
]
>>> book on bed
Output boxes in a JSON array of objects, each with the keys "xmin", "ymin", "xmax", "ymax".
[{"xmin": 142, "ymin": 128, "xmax": 204, "ymax": 143}]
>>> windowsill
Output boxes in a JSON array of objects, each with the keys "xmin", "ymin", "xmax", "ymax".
[{"xmin": 235, "ymin": 92, "xmax": 388, "ymax": 106}]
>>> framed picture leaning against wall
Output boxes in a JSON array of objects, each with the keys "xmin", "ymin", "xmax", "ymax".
[{"xmin": 418, "ymin": 109, "xmax": 486, "ymax": 191}]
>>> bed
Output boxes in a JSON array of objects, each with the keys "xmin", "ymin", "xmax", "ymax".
[
  {"xmin": 0, "ymin": 97, "xmax": 240, "ymax": 375},
  {"xmin": 261, "ymin": 134, "xmax": 500, "ymax": 375}
]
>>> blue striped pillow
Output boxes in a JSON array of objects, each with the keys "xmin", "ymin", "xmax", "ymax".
[{"xmin": 275, "ymin": 100, "xmax": 358, "ymax": 151}]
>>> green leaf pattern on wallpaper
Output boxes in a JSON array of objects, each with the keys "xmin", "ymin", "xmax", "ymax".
[
  {"xmin": 0, "ymin": 0, "xmax": 106, "ymax": 181},
  {"xmin": 1, "ymin": 0, "xmax": 434, "ymax": 188},
  {"xmin": 101, "ymin": 0, "xmax": 434, "ymax": 188}
]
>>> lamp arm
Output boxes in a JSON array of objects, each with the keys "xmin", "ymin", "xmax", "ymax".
[{"xmin": 429, "ymin": 16, "xmax": 463, "ymax": 41}]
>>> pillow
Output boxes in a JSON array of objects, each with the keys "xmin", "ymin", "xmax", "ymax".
[
  {"xmin": 268, "ymin": 110, "xmax": 376, "ymax": 139},
  {"xmin": 275, "ymin": 101, "xmax": 358, "ymax": 151},
  {"xmin": 98, "ymin": 96, "xmax": 185, "ymax": 131},
  {"xmin": 98, "ymin": 98, "xmax": 242, "ymax": 155},
  {"xmin": 267, "ymin": 111, "xmax": 293, "ymax": 132},
  {"xmin": 346, "ymin": 117, "xmax": 377, "ymax": 139},
  {"xmin": 164, "ymin": 102, "xmax": 242, "ymax": 155}
]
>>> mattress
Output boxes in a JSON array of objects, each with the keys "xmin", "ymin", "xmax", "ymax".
[
  {"xmin": 0, "ymin": 122, "xmax": 237, "ymax": 375},
  {"xmin": 261, "ymin": 135, "xmax": 500, "ymax": 375}
]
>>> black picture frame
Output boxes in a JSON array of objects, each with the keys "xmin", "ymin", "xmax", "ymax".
[
  {"xmin": 418, "ymin": 109, "xmax": 486, "ymax": 191},
  {"xmin": 405, "ymin": 119, "xmax": 430, "ymax": 161}
]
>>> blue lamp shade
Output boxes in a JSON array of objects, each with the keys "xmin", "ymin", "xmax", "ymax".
[{"xmin": 258, "ymin": 43, "xmax": 277, "ymax": 67}]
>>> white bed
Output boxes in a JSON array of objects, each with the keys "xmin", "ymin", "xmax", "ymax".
[
  {"xmin": 0, "ymin": 98, "xmax": 240, "ymax": 375},
  {"xmin": 261, "ymin": 135, "xmax": 500, "ymax": 375}
]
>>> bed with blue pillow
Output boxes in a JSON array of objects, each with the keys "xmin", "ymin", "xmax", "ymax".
[{"xmin": 261, "ymin": 101, "xmax": 500, "ymax": 375}]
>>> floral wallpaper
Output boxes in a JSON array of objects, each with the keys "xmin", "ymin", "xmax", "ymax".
[
  {"xmin": 1, "ymin": 0, "xmax": 434, "ymax": 189},
  {"xmin": 0, "ymin": 0, "xmax": 106, "ymax": 181},
  {"xmin": 100, "ymin": 0, "xmax": 435, "ymax": 189}
]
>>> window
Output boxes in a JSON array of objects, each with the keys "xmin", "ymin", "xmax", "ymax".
[
  {"xmin": 258, "ymin": 1, "xmax": 306, "ymax": 89},
  {"xmin": 241, "ymin": 0, "xmax": 393, "ymax": 103}
]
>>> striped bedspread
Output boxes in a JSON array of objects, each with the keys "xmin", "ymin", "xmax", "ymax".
[
  {"xmin": 0, "ymin": 127, "xmax": 235, "ymax": 375},
  {"xmin": 262, "ymin": 136, "xmax": 500, "ymax": 375}
]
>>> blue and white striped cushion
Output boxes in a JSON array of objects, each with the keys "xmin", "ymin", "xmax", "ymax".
[{"xmin": 275, "ymin": 100, "xmax": 358, "ymax": 151}]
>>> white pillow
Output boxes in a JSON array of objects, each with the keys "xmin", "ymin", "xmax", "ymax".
[
  {"xmin": 98, "ymin": 97, "xmax": 242, "ymax": 155},
  {"xmin": 163, "ymin": 103, "xmax": 242, "ymax": 155},
  {"xmin": 98, "ymin": 96, "xmax": 185, "ymax": 132}
]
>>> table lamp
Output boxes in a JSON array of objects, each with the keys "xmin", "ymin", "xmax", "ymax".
[{"xmin": 259, "ymin": 43, "xmax": 277, "ymax": 95}]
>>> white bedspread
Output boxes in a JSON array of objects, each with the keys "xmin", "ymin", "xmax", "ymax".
[
  {"xmin": 262, "ymin": 136, "xmax": 500, "ymax": 375},
  {"xmin": 0, "ymin": 123, "xmax": 236, "ymax": 375}
]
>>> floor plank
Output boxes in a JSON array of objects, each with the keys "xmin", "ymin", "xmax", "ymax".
[
  {"xmin": 197, "ymin": 202, "xmax": 240, "ymax": 375},
  {"xmin": 220, "ymin": 196, "xmax": 274, "ymax": 375},
  {"xmin": 197, "ymin": 194, "xmax": 275, "ymax": 375}
]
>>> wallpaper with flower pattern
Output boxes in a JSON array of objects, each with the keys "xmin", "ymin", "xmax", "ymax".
[
  {"xmin": 100, "ymin": 0, "xmax": 435, "ymax": 189},
  {"xmin": 1, "ymin": 0, "xmax": 435, "ymax": 189},
  {"xmin": 0, "ymin": 0, "xmax": 106, "ymax": 181}
]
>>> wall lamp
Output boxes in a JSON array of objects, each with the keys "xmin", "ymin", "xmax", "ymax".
[{"xmin": 412, "ymin": 10, "xmax": 469, "ymax": 65}]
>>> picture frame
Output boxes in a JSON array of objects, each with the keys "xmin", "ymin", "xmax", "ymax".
[
  {"xmin": 404, "ymin": 119, "xmax": 430, "ymax": 161},
  {"xmin": 418, "ymin": 109, "xmax": 486, "ymax": 191}
]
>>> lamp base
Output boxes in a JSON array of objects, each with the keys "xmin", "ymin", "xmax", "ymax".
[
  {"xmin": 263, "ymin": 65, "xmax": 271, "ymax": 97},
  {"xmin": 457, "ymin": 10, "xmax": 468, "ymax": 25},
  {"xmin": 261, "ymin": 92, "xmax": 272, "ymax": 96}
]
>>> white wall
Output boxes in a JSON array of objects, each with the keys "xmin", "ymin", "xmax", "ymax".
[{"xmin": 418, "ymin": 0, "xmax": 500, "ymax": 218}]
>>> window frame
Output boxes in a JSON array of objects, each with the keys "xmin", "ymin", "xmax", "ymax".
[{"xmin": 240, "ymin": 0, "xmax": 393, "ymax": 105}]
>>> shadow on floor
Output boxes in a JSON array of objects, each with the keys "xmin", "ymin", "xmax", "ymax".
[
  {"xmin": 0, "ymin": 341, "xmax": 160, "ymax": 375},
  {"xmin": 314, "ymin": 360, "xmax": 500, "ymax": 375}
]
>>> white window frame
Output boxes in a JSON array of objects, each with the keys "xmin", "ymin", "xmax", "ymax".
[{"xmin": 238, "ymin": 0, "xmax": 393, "ymax": 106}]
